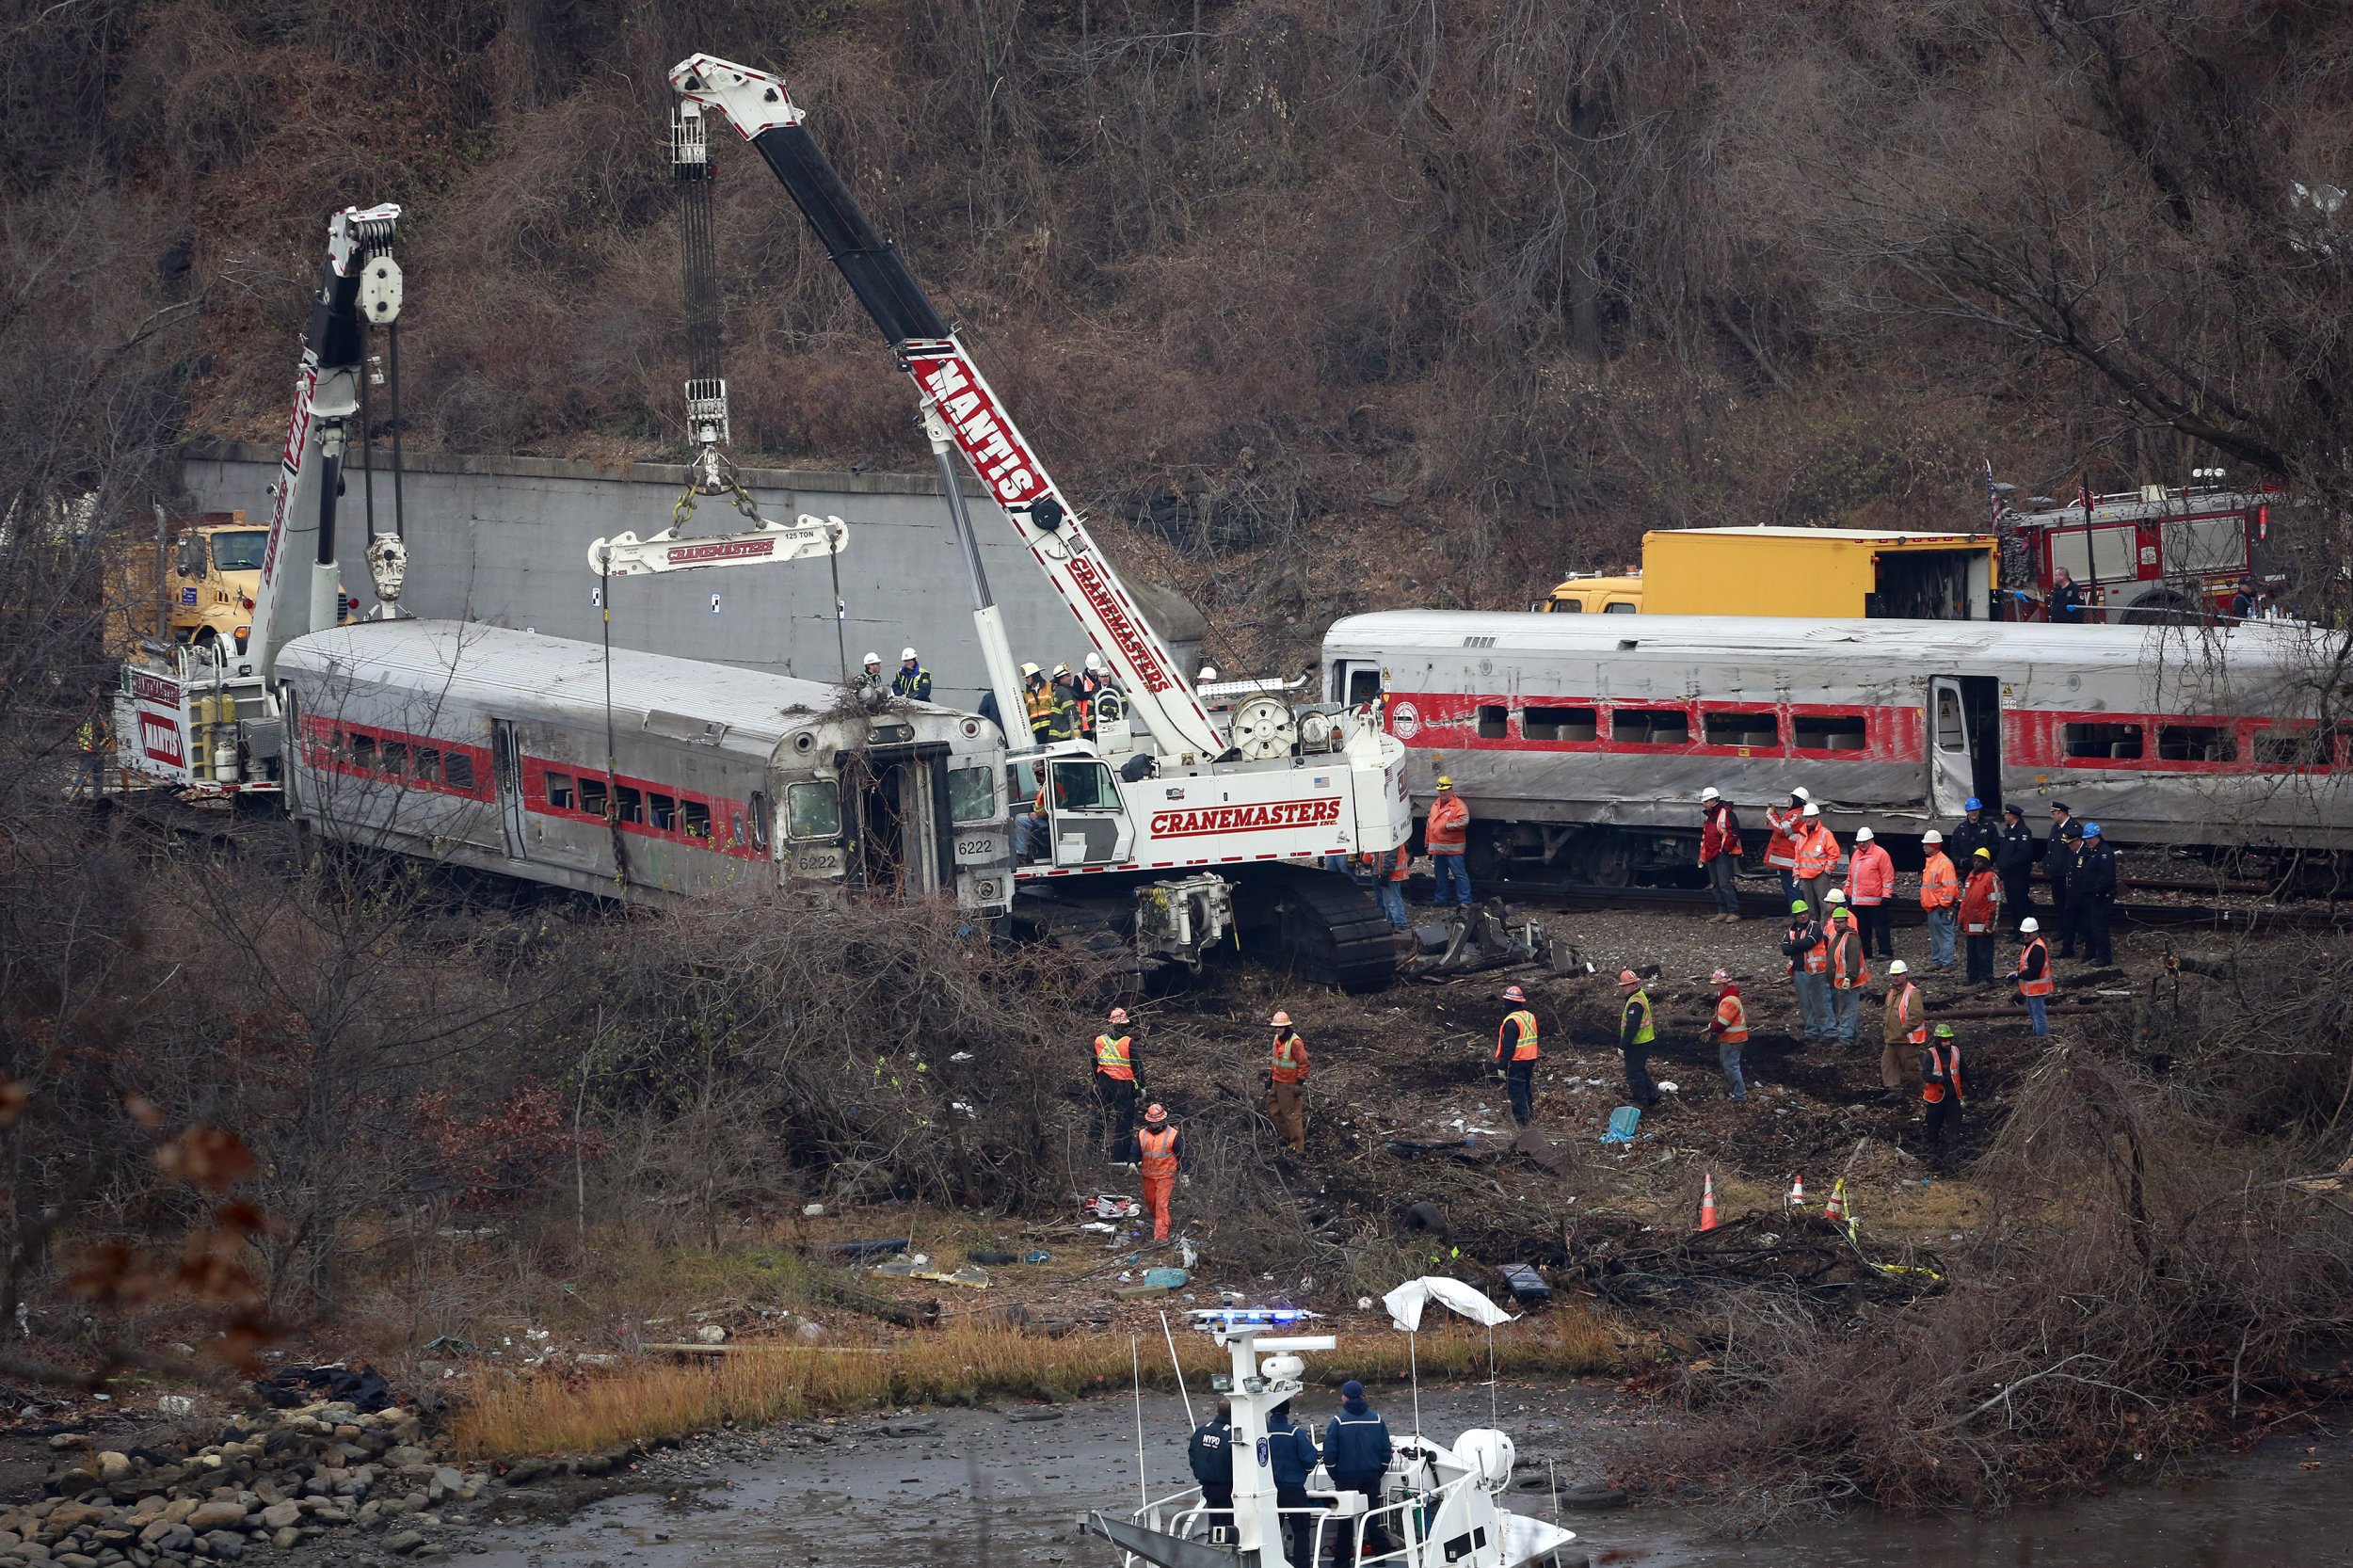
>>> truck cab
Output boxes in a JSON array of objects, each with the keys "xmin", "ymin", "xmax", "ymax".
[
  {"xmin": 1536, "ymin": 572, "xmax": 1644, "ymax": 614},
  {"xmin": 169, "ymin": 514, "xmax": 354, "ymax": 651}
]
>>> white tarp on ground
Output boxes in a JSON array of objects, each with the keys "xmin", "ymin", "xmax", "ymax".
[{"xmin": 1382, "ymin": 1276, "xmax": 1515, "ymax": 1333}]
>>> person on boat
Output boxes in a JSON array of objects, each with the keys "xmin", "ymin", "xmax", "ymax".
[
  {"xmin": 1322, "ymin": 1381, "xmax": 1393, "ymax": 1557},
  {"xmin": 1187, "ymin": 1400, "xmax": 1234, "ymax": 1513},
  {"xmin": 1266, "ymin": 1399, "xmax": 1320, "ymax": 1566}
]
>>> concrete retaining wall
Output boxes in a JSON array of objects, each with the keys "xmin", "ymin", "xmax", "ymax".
[{"xmin": 177, "ymin": 442, "xmax": 1204, "ymax": 711}]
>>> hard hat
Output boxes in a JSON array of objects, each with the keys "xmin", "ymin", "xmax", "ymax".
[
  {"xmin": 2083, "ymin": 821, "xmax": 2103, "ymax": 837},
  {"xmin": 1501, "ymin": 984, "xmax": 1527, "ymax": 1002},
  {"xmin": 1791, "ymin": 787, "xmax": 1811, "ymax": 803},
  {"xmin": 1700, "ymin": 787, "xmax": 1721, "ymax": 803},
  {"xmin": 1021, "ymin": 662, "xmax": 1041, "ymax": 679},
  {"xmin": 1270, "ymin": 1010, "xmax": 1293, "ymax": 1027},
  {"xmin": 1831, "ymin": 905, "xmax": 1852, "ymax": 920},
  {"xmin": 1887, "ymin": 958, "xmax": 1909, "ymax": 975},
  {"xmin": 1789, "ymin": 898, "xmax": 1809, "ymax": 914},
  {"xmin": 1434, "ymin": 776, "xmax": 1454, "ymax": 790},
  {"xmin": 2019, "ymin": 917, "xmax": 2040, "ymax": 934},
  {"xmin": 1855, "ymin": 826, "xmax": 1875, "ymax": 842},
  {"xmin": 1051, "ymin": 662, "xmax": 1072, "ymax": 679},
  {"xmin": 1825, "ymin": 886, "xmax": 1848, "ymax": 904},
  {"xmin": 901, "ymin": 647, "xmax": 919, "ymax": 662},
  {"xmin": 1616, "ymin": 968, "xmax": 1641, "ymax": 987},
  {"xmin": 1198, "ymin": 665, "xmax": 1220, "ymax": 681},
  {"xmin": 1801, "ymin": 802, "xmax": 1820, "ymax": 818},
  {"xmin": 1921, "ymin": 829, "xmax": 1943, "ymax": 845},
  {"xmin": 1964, "ymin": 796, "xmax": 1983, "ymax": 811},
  {"xmin": 1084, "ymin": 652, "xmax": 1105, "ymax": 673},
  {"xmin": 1143, "ymin": 1102, "xmax": 1168, "ymax": 1125},
  {"xmin": 862, "ymin": 650, "xmax": 882, "ymax": 666},
  {"xmin": 1973, "ymin": 846, "xmax": 1993, "ymax": 859},
  {"xmin": 1933, "ymin": 1022, "xmax": 1956, "ymax": 1038},
  {"xmin": 1709, "ymin": 968, "xmax": 1730, "ymax": 984},
  {"xmin": 1108, "ymin": 1006, "xmax": 1130, "ymax": 1024}
]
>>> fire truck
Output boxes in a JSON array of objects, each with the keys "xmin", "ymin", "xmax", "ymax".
[{"xmin": 1992, "ymin": 477, "xmax": 2276, "ymax": 624}]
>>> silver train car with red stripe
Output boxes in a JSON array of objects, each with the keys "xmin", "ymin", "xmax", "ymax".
[
  {"xmin": 1321, "ymin": 611, "xmax": 2352, "ymax": 883},
  {"xmin": 276, "ymin": 621, "xmax": 1013, "ymax": 911}
]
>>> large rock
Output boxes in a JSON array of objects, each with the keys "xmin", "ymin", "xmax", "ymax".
[
  {"xmin": 93, "ymin": 1455, "xmax": 130, "ymax": 1484},
  {"xmin": 138, "ymin": 1521, "xmax": 193, "ymax": 1551},
  {"xmin": 271, "ymin": 1527, "xmax": 301, "ymax": 1550},
  {"xmin": 382, "ymin": 1528, "xmax": 424, "ymax": 1555},
  {"xmin": 256, "ymin": 1503, "xmax": 302, "ymax": 1531},
  {"xmin": 183, "ymin": 1501, "xmax": 244, "ymax": 1532},
  {"xmin": 200, "ymin": 1527, "xmax": 245, "ymax": 1557}
]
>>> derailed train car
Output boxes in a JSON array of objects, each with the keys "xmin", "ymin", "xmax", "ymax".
[
  {"xmin": 1323, "ymin": 611, "xmax": 2353, "ymax": 883},
  {"xmin": 277, "ymin": 620, "xmax": 1013, "ymax": 912}
]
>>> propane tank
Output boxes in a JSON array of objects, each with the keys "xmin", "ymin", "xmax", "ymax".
[{"xmin": 214, "ymin": 741, "xmax": 240, "ymax": 784}]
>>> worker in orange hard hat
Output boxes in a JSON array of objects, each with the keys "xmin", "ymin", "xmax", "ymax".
[
  {"xmin": 1264, "ymin": 1009, "xmax": 1309, "ymax": 1153},
  {"xmin": 1493, "ymin": 984, "xmax": 1542, "ymax": 1127},
  {"xmin": 1092, "ymin": 1005, "xmax": 1142, "ymax": 1159},
  {"xmin": 1125, "ymin": 1102, "xmax": 1186, "ymax": 1241}
]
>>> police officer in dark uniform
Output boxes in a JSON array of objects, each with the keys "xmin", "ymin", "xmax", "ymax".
[
  {"xmin": 2068, "ymin": 822, "xmax": 2117, "ymax": 965},
  {"xmin": 1187, "ymin": 1400, "xmax": 1234, "ymax": 1513},
  {"xmin": 2045, "ymin": 804, "xmax": 2078, "ymax": 954},
  {"xmin": 1948, "ymin": 796, "xmax": 1998, "ymax": 869},
  {"xmin": 1993, "ymin": 804, "xmax": 2037, "ymax": 930},
  {"xmin": 1266, "ymin": 1400, "xmax": 1319, "ymax": 1565}
]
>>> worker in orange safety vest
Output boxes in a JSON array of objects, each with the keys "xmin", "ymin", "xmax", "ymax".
[
  {"xmin": 1706, "ymin": 968, "xmax": 1749, "ymax": 1105},
  {"xmin": 1825, "ymin": 905, "xmax": 1871, "ymax": 1044},
  {"xmin": 1425, "ymin": 776, "xmax": 1473, "ymax": 908},
  {"xmin": 1125, "ymin": 1103, "xmax": 1186, "ymax": 1241},
  {"xmin": 1092, "ymin": 1006, "xmax": 1142, "ymax": 1158},
  {"xmin": 1881, "ymin": 958, "xmax": 1925, "ymax": 1096},
  {"xmin": 1763, "ymin": 788, "xmax": 1811, "ymax": 905},
  {"xmin": 1265, "ymin": 1010, "xmax": 1310, "ymax": 1152},
  {"xmin": 1782, "ymin": 897, "xmax": 1833, "ymax": 1045},
  {"xmin": 1847, "ymin": 825, "xmax": 1897, "ymax": 960},
  {"xmin": 1493, "ymin": 984, "xmax": 1542, "ymax": 1126},
  {"xmin": 1920, "ymin": 1022, "xmax": 1966, "ymax": 1168},
  {"xmin": 1918, "ymin": 828, "xmax": 1960, "ymax": 971},
  {"xmin": 1360, "ymin": 841, "xmax": 1410, "ymax": 931},
  {"xmin": 2014, "ymin": 917, "xmax": 2054, "ymax": 1036},
  {"xmin": 1960, "ymin": 846, "xmax": 2003, "ymax": 984},
  {"xmin": 1792, "ymin": 802, "xmax": 1840, "ymax": 918}
]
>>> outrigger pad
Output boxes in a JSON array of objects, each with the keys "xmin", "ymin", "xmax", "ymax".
[{"xmin": 1082, "ymin": 1512, "xmax": 1240, "ymax": 1568}]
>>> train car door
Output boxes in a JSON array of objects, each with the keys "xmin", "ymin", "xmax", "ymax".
[
  {"xmin": 1332, "ymin": 658, "xmax": 1385, "ymax": 709},
  {"xmin": 489, "ymin": 720, "xmax": 529, "ymax": 860},
  {"xmin": 1927, "ymin": 677, "xmax": 2003, "ymax": 816}
]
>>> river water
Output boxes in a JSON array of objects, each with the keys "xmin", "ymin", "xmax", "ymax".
[{"xmin": 462, "ymin": 1384, "xmax": 2353, "ymax": 1568}]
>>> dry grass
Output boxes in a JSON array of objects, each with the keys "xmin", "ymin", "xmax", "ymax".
[{"xmin": 448, "ymin": 1315, "xmax": 1617, "ymax": 1459}]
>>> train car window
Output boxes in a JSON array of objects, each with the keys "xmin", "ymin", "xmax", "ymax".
[
  {"xmin": 681, "ymin": 800, "xmax": 711, "ymax": 838},
  {"xmin": 1346, "ymin": 669, "xmax": 1384, "ymax": 705},
  {"xmin": 2062, "ymin": 722, "xmax": 2142, "ymax": 760},
  {"xmin": 1793, "ymin": 713, "xmax": 1867, "ymax": 751},
  {"xmin": 444, "ymin": 752, "xmax": 476, "ymax": 792},
  {"xmin": 1615, "ymin": 709, "xmax": 1689, "ymax": 745},
  {"xmin": 1523, "ymin": 706, "xmax": 1598, "ymax": 742},
  {"xmin": 1476, "ymin": 704, "xmax": 1508, "ymax": 740},
  {"xmin": 949, "ymin": 766, "xmax": 999, "ymax": 823},
  {"xmin": 615, "ymin": 785, "xmax": 644, "ymax": 824},
  {"xmin": 748, "ymin": 791, "xmax": 772, "ymax": 849},
  {"xmin": 2156, "ymin": 724, "xmax": 2237, "ymax": 763},
  {"xmin": 1704, "ymin": 711, "xmax": 1779, "ymax": 746},
  {"xmin": 577, "ymin": 775, "xmax": 607, "ymax": 815},
  {"xmin": 1934, "ymin": 688, "xmax": 1967, "ymax": 751},
  {"xmin": 2253, "ymin": 728, "xmax": 2328, "ymax": 767},
  {"xmin": 380, "ymin": 740, "xmax": 408, "ymax": 776},
  {"xmin": 648, "ymin": 792, "xmax": 679, "ymax": 831},
  {"xmin": 545, "ymin": 772, "xmax": 576, "ymax": 809},
  {"xmin": 786, "ymin": 781, "xmax": 841, "ymax": 840},
  {"xmin": 349, "ymin": 732, "xmax": 376, "ymax": 770},
  {"xmin": 414, "ymin": 746, "xmax": 440, "ymax": 784}
]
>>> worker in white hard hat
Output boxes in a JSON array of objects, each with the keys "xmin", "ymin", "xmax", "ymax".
[
  {"xmin": 1020, "ymin": 662, "xmax": 1059, "ymax": 744},
  {"xmin": 1764, "ymin": 786, "xmax": 1812, "ymax": 905},
  {"xmin": 2014, "ymin": 918, "xmax": 2053, "ymax": 1036},
  {"xmin": 1075, "ymin": 649, "xmax": 1120, "ymax": 741},
  {"xmin": 1197, "ymin": 664, "xmax": 1220, "ymax": 683},
  {"xmin": 1792, "ymin": 799, "xmax": 1840, "ymax": 920},
  {"xmin": 1493, "ymin": 984, "xmax": 1542, "ymax": 1127},
  {"xmin": 1698, "ymin": 787, "xmax": 1743, "ymax": 923},
  {"xmin": 1848, "ymin": 825, "xmax": 1897, "ymax": 960},
  {"xmin": 890, "ymin": 646, "xmax": 932, "ymax": 703},
  {"xmin": 1881, "ymin": 958, "xmax": 1925, "ymax": 1096},
  {"xmin": 1919, "ymin": 828, "xmax": 1961, "ymax": 971},
  {"xmin": 860, "ymin": 651, "xmax": 885, "ymax": 689}
]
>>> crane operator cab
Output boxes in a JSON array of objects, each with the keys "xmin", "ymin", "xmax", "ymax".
[{"xmin": 1016, "ymin": 748, "xmax": 1136, "ymax": 869}]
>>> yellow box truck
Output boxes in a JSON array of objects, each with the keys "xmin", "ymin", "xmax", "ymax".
[{"xmin": 1539, "ymin": 527, "xmax": 1998, "ymax": 619}]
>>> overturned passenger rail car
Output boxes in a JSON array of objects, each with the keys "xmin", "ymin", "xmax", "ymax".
[
  {"xmin": 277, "ymin": 621, "xmax": 1013, "ymax": 912},
  {"xmin": 1323, "ymin": 611, "xmax": 2353, "ymax": 883}
]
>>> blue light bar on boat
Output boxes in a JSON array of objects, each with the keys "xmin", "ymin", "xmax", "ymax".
[{"xmin": 1187, "ymin": 1307, "xmax": 1321, "ymax": 1330}]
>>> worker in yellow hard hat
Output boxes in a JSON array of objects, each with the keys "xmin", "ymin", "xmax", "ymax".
[{"xmin": 1425, "ymin": 776, "xmax": 1471, "ymax": 908}]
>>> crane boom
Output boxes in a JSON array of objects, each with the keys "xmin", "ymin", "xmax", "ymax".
[{"xmin": 668, "ymin": 55, "xmax": 1227, "ymax": 762}]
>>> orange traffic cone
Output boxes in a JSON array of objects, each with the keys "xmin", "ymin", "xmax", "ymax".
[
  {"xmin": 1699, "ymin": 1173, "xmax": 1719, "ymax": 1232},
  {"xmin": 1786, "ymin": 1172, "xmax": 1805, "ymax": 1207},
  {"xmin": 1823, "ymin": 1176, "xmax": 1847, "ymax": 1223}
]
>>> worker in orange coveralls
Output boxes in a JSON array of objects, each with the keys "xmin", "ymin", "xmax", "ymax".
[{"xmin": 1125, "ymin": 1102, "xmax": 1187, "ymax": 1241}]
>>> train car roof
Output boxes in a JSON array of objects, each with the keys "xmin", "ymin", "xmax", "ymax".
[
  {"xmin": 1325, "ymin": 610, "xmax": 2326, "ymax": 675},
  {"xmin": 278, "ymin": 619, "xmax": 946, "ymax": 749}
]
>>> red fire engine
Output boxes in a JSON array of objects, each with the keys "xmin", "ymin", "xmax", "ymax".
[{"xmin": 1992, "ymin": 474, "xmax": 2278, "ymax": 624}]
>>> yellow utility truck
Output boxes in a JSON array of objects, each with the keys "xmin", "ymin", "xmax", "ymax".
[{"xmin": 1540, "ymin": 527, "xmax": 1998, "ymax": 619}]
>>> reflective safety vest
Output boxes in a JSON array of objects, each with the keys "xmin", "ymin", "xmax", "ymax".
[
  {"xmin": 1270, "ymin": 1030, "xmax": 1310, "ymax": 1083},
  {"xmin": 1795, "ymin": 927, "xmax": 1830, "ymax": 975},
  {"xmin": 1497, "ymin": 1009, "xmax": 1540, "ymax": 1063},
  {"xmin": 75, "ymin": 719, "xmax": 103, "ymax": 753},
  {"xmin": 1961, "ymin": 870, "xmax": 2001, "ymax": 935},
  {"xmin": 1137, "ymin": 1125, "xmax": 1179, "ymax": 1177},
  {"xmin": 1829, "ymin": 924, "xmax": 1871, "ymax": 989},
  {"xmin": 1921, "ymin": 1040, "xmax": 1964, "ymax": 1104},
  {"xmin": 1765, "ymin": 807, "xmax": 1803, "ymax": 870},
  {"xmin": 890, "ymin": 665, "xmax": 933, "ymax": 702},
  {"xmin": 1713, "ymin": 992, "xmax": 1748, "ymax": 1044},
  {"xmin": 1889, "ymin": 983, "xmax": 1928, "ymax": 1046},
  {"xmin": 1361, "ymin": 843, "xmax": 1408, "ymax": 882},
  {"xmin": 1094, "ymin": 1033, "xmax": 1135, "ymax": 1080},
  {"xmin": 1622, "ymin": 990, "xmax": 1656, "ymax": 1047},
  {"xmin": 1024, "ymin": 683, "xmax": 1056, "ymax": 732},
  {"xmin": 1849, "ymin": 844, "xmax": 1895, "ymax": 904},
  {"xmin": 1794, "ymin": 824, "xmax": 1839, "ymax": 879},
  {"xmin": 1920, "ymin": 853, "xmax": 1959, "ymax": 910},
  {"xmin": 2018, "ymin": 937, "xmax": 2054, "ymax": 998}
]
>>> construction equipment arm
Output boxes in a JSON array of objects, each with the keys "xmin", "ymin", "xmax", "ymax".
[
  {"xmin": 669, "ymin": 54, "xmax": 1226, "ymax": 761},
  {"xmin": 248, "ymin": 203, "xmax": 402, "ymax": 681}
]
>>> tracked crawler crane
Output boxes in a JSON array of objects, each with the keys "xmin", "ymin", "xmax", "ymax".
[{"xmin": 673, "ymin": 54, "xmax": 1412, "ymax": 985}]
